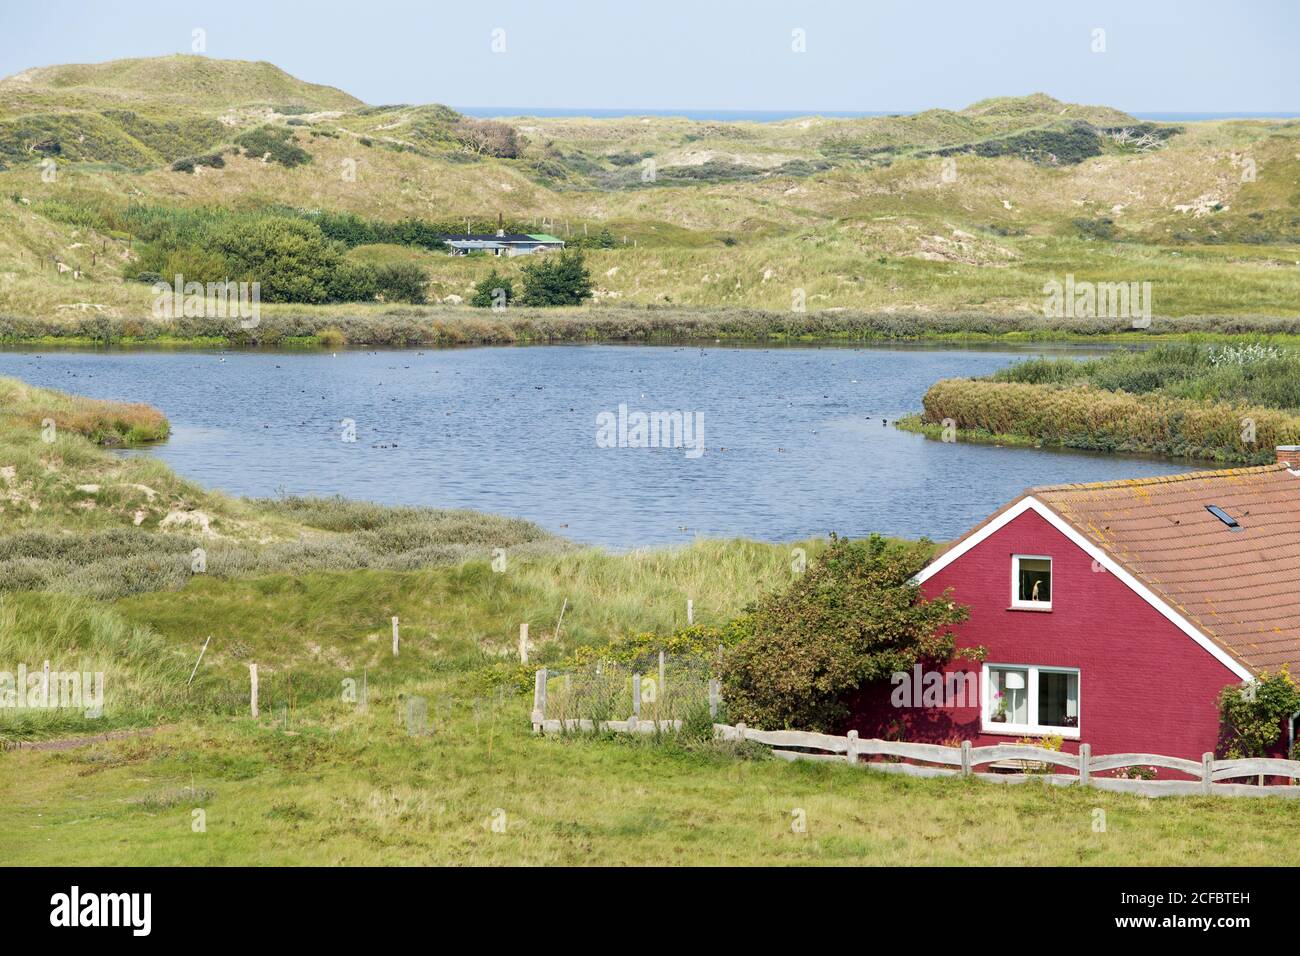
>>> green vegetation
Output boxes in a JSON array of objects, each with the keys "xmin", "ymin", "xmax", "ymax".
[
  {"xmin": 912, "ymin": 344, "xmax": 1300, "ymax": 462},
  {"xmin": 471, "ymin": 269, "xmax": 513, "ymax": 308},
  {"xmin": 991, "ymin": 343, "xmax": 1300, "ymax": 408},
  {"xmin": 518, "ymin": 250, "xmax": 594, "ymax": 306},
  {"xmin": 721, "ymin": 534, "xmax": 970, "ymax": 731},
  {"xmin": 10, "ymin": 308, "xmax": 1300, "ymax": 351},
  {"xmin": 1217, "ymin": 671, "xmax": 1300, "ymax": 760},
  {"xmin": 233, "ymin": 125, "xmax": 312, "ymax": 168},
  {"xmin": 118, "ymin": 209, "xmax": 429, "ymax": 305}
]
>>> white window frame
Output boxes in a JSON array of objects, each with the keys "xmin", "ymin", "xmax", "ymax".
[
  {"xmin": 982, "ymin": 663, "xmax": 1080, "ymax": 739},
  {"xmin": 1011, "ymin": 554, "xmax": 1053, "ymax": 610}
]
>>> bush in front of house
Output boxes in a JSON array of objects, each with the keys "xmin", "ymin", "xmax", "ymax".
[
  {"xmin": 518, "ymin": 250, "xmax": 593, "ymax": 307},
  {"xmin": 1217, "ymin": 670, "xmax": 1300, "ymax": 759},
  {"xmin": 470, "ymin": 269, "xmax": 514, "ymax": 308},
  {"xmin": 720, "ymin": 533, "xmax": 970, "ymax": 731}
]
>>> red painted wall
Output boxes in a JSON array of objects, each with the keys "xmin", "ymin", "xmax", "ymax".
[{"xmin": 846, "ymin": 508, "xmax": 1245, "ymax": 769}]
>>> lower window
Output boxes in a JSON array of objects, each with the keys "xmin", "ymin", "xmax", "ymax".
[{"xmin": 984, "ymin": 664, "xmax": 1079, "ymax": 736}]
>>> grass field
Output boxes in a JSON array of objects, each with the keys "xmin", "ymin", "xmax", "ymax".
[{"xmin": 8, "ymin": 703, "xmax": 1300, "ymax": 865}]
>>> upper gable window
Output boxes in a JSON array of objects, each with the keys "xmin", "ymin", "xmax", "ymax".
[{"xmin": 1012, "ymin": 555, "xmax": 1052, "ymax": 609}]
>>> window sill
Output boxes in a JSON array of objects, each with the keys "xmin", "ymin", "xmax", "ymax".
[
  {"xmin": 1008, "ymin": 604, "xmax": 1052, "ymax": 612},
  {"xmin": 982, "ymin": 723, "xmax": 1080, "ymax": 740}
]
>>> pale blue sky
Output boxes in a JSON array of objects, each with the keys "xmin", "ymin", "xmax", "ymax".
[{"xmin": 1, "ymin": 0, "xmax": 1296, "ymax": 113}]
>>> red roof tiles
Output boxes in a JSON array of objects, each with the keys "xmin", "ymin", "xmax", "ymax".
[{"xmin": 1029, "ymin": 464, "xmax": 1300, "ymax": 675}]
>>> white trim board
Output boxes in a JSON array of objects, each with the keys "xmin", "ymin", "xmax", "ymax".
[{"xmin": 914, "ymin": 495, "xmax": 1254, "ymax": 682}]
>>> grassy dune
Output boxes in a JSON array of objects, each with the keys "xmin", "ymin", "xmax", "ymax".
[{"xmin": 1, "ymin": 56, "xmax": 1297, "ymax": 327}]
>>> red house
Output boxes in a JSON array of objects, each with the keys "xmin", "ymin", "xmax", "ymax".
[{"xmin": 849, "ymin": 450, "xmax": 1300, "ymax": 763}]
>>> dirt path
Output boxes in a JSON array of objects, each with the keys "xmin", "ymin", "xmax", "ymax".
[{"xmin": 1, "ymin": 726, "xmax": 163, "ymax": 752}]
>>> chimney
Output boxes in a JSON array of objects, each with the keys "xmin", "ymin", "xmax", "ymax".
[
  {"xmin": 1276, "ymin": 445, "xmax": 1300, "ymax": 466},
  {"xmin": 497, "ymin": 211, "xmax": 504, "ymax": 238}
]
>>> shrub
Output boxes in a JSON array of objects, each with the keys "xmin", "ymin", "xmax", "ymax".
[
  {"xmin": 318, "ymin": 328, "xmax": 347, "ymax": 349},
  {"xmin": 326, "ymin": 261, "xmax": 379, "ymax": 302},
  {"xmin": 170, "ymin": 152, "xmax": 225, "ymax": 174},
  {"xmin": 470, "ymin": 270, "xmax": 514, "ymax": 308},
  {"xmin": 1217, "ymin": 670, "xmax": 1300, "ymax": 759},
  {"xmin": 452, "ymin": 118, "xmax": 520, "ymax": 158},
  {"xmin": 212, "ymin": 217, "xmax": 342, "ymax": 303},
  {"xmin": 518, "ymin": 250, "xmax": 593, "ymax": 307},
  {"xmin": 720, "ymin": 533, "xmax": 969, "ymax": 731},
  {"xmin": 234, "ymin": 125, "xmax": 311, "ymax": 167},
  {"xmin": 372, "ymin": 263, "xmax": 428, "ymax": 304}
]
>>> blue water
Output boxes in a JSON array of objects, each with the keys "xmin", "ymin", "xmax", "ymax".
[
  {"xmin": 457, "ymin": 106, "xmax": 1299, "ymax": 123},
  {"xmin": 0, "ymin": 344, "xmax": 1199, "ymax": 549}
]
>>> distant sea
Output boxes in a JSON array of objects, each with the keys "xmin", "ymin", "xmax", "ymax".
[{"xmin": 457, "ymin": 106, "xmax": 1299, "ymax": 123}]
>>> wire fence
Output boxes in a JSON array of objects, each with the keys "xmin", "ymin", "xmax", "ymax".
[{"xmin": 533, "ymin": 652, "xmax": 722, "ymax": 729}]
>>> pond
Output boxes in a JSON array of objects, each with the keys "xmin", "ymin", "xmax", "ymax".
[{"xmin": 0, "ymin": 344, "xmax": 1199, "ymax": 548}]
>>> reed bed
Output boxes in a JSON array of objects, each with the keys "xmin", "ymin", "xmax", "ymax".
[{"xmin": 921, "ymin": 377, "xmax": 1300, "ymax": 463}]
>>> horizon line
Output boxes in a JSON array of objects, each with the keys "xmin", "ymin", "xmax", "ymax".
[{"xmin": 454, "ymin": 105, "xmax": 1300, "ymax": 119}]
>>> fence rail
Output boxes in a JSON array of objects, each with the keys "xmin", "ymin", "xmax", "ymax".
[{"xmin": 532, "ymin": 669, "xmax": 1300, "ymax": 799}]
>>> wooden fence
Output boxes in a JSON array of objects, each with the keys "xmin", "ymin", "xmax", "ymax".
[{"xmin": 531, "ymin": 668, "xmax": 1300, "ymax": 799}]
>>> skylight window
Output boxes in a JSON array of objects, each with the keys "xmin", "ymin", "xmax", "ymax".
[{"xmin": 1205, "ymin": 505, "xmax": 1242, "ymax": 530}]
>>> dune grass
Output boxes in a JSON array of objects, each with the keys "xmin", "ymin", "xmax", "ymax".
[{"xmin": 912, "ymin": 343, "xmax": 1300, "ymax": 463}]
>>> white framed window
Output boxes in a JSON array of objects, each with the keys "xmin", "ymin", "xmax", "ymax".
[
  {"xmin": 983, "ymin": 664, "xmax": 1080, "ymax": 738},
  {"xmin": 1011, "ymin": 554, "xmax": 1052, "ymax": 609}
]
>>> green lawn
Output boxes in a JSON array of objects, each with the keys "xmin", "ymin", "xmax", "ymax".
[{"xmin": 5, "ymin": 693, "xmax": 1299, "ymax": 866}]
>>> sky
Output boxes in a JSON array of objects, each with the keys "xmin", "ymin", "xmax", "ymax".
[{"xmin": 1, "ymin": 0, "xmax": 1296, "ymax": 114}]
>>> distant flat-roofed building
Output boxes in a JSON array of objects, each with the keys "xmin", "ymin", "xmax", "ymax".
[{"xmin": 443, "ymin": 232, "xmax": 565, "ymax": 256}]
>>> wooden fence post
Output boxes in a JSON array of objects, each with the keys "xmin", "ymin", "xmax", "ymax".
[
  {"xmin": 532, "ymin": 668, "xmax": 547, "ymax": 732},
  {"xmin": 249, "ymin": 663, "xmax": 259, "ymax": 718},
  {"xmin": 846, "ymin": 729, "xmax": 858, "ymax": 765},
  {"xmin": 632, "ymin": 672, "xmax": 641, "ymax": 717},
  {"xmin": 686, "ymin": 599, "xmax": 694, "ymax": 626},
  {"xmin": 961, "ymin": 740, "xmax": 972, "ymax": 777},
  {"xmin": 391, "ymin": 616, "xmax": 399, "ymax": 656},
  {"xmin": 658, "ymin": 650, "xmax": 666, "ymax": 699},
  {"xmin": 1202, "ymin": 752, "xmax": 1214, "ymax": 795},
  {"xmin": 735, "ymin": 721, "xmax": 746, "ymax": 743},
  {"xmin": 708, "ymin": 678, "xmax": 719, "ymax": 718},
  {"xmin": 1078, "ymin": 743, "xmax": 1091, "ymax": 787},
  {"xmin": 518, "ymin": 622, "xmax": 529, "ymax": 664}
]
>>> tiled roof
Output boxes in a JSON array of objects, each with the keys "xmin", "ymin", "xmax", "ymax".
[{"xmin": 1029, "ymin": 463, "xmax": 1300, "ymax": 675}]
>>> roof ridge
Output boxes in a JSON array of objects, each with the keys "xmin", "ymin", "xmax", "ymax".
[{"xmin": 1028, "ymin": 462, "xmax": 1290, "ymax": 495}]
